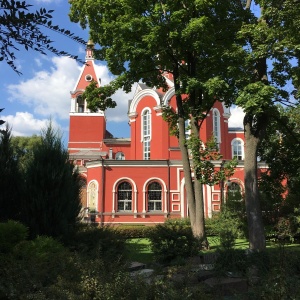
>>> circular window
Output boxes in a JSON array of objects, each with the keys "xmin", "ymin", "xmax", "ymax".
[{"xmin": 85, "ymin": 74, "xmax": 93, "ymax": 81}]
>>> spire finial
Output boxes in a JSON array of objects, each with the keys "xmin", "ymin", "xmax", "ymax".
[{"xmin": 86, "ymin": 40, "xmax": 94, "ymax": 59}]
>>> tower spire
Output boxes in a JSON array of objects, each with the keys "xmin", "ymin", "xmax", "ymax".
[{"xmin": 86, "ymin": 40, "xmax": 94, "ymax": 60}]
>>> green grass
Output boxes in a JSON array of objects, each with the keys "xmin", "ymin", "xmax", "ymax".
[
  {"xmin": 126, "ymin": 237, "xmax": 300, "ymax": 264},
  {"xmin": 125, "ymin": 238, "xmax": 153, "ymax": 264}
]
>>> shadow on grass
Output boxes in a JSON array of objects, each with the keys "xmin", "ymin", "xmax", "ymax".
[{"xmin": 125, "ymin": 238, "xmax": 153, "ymax": 264}]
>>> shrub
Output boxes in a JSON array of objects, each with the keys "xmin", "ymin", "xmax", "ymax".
[
  {"xmin": 115, "ymin": 224, "xmax": 154, "ymax": 238},
  {"xmin": 65, "ymin": 224, "xmax": 126, "ymax": 262},
  {"xmin": 148, "ymin": 219, "xmax": 199, "ymax": 264},
  {"xmin": 0, "ymin": 220, "xmax": 28, "ymax": 253},
  {"xmin": 205, "ymin": 208, "xmax": 246, "ymax": 240},
  {"xmin": 0, "ymin": 236, "xmax": 75, "ymax": 298}
]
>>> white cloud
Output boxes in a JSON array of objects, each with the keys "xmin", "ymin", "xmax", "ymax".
[
  {"xmin": 0, "ymin": 112, "xmax": 54, "ymax": 137},
  {"xmin": 7, "ymin": 57, "xmax": 80, "ymax": 120},
  {"xmin": 106, "ymin": 84, "xmax": 137, "ymax": 123},
  {"xmin": 4, "ymin": 55, "xmax": 245, "ymax": 137},
  {"xmin": 228, "ymin": 106, "xmax": 245, "ymax": 128}
]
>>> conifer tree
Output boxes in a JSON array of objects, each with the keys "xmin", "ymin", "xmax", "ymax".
[
  {"xmin": 0, "ymin": 124, "xmax": 23, "ymax": 221},
  {"xmin": 22, "ymin": 122, "xmax": 83, "ymax": 238}
]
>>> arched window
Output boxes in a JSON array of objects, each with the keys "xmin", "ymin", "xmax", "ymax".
[
  {"xmin": 226, "ymin": 182, "xmax": 243, "ymax": 211},
  {"xmin": 87, "ymin": 181, "xmax": 98, "ymax": 211},
  {"xmin": 76, "ymin": 95, "xmax": 85, "ymax": 113},
  {"xmin": 117, "ymin": 182, "xmax": 132, "ymax": 211},
  {"xmin": 142, "ymin": 109, "xmax": 151, "ymax": 160},
  {"xmin": 213, "ymin": 109, "xmax": 220, "ymax": 144},
  {"xmin": 231, "ymin": 138, "xmax": 244, "ymax": 160},
  {"xmin": 147, "ymin": 182, "xmax": 162, "ymax": 211},
  {"xmin": 115, "ymin": 152, "xmax": 125, "ymax": 160}
]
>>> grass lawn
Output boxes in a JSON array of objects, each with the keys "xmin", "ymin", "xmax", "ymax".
[
  {"xmin": 126, "ymin": 238, "xmax": 153, "ymax": 264},
  {"xmin": 126, "ymin": 237, "xmax": 300, "ymax": 264}
]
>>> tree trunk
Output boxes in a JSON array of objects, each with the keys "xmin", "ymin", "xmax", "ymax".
[
  {"xmin": 244, "ymin": 114, "xmax": 266, "ymax": 250},
  {"xmin": 173, "ymin": 70, "xmax": 207, "ymax": 246}
]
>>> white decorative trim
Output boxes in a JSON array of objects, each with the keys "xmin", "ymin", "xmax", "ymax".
[
  {"xmin": 142, "ymin": 178, "xmax": 167, "ymax": 214},
  {"xmin": 112, "ymin": 178, "xmax": 138, "ymax": 215},
  {"xmin": 129, "ymin": 89, "xmax": 160, "ymax": 114},
  {"xmin": 162, "ymin": 87, "xmax": 175, "ymax": 106}
]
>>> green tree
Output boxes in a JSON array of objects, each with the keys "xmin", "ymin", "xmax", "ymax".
[
  {"xmin": 22, "ymin": 122, "xmax": 83, "ymax": 239},
  {"xmin": 231, "ymin": 0, "xmax": 300, "ymax": 250},
  {"xmin": 0, "ymin": 0, "xmax": 85, "ymax": 74},
  {"xmin": 69, "ymin": 0, "xmax": 244, "ymax": 246},
  {"xmin": 11, "ymin": 135, "xmax": 42, "ymax": 171},
  {"xmin": 0, "ymin": 124, "xmax": 23, "ymax": 221},
  {"xmin": 258, "ymin": 105, "xmax": 300, "ymax": 220}
]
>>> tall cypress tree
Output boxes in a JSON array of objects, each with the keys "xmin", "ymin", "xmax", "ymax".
[
  {"xmin": 22, "ymin": 122, "xmax": 83, "ymax": 238},
  {"xmin": 0, "ymin": 124, "xmax": 23, "ymax": 221}
]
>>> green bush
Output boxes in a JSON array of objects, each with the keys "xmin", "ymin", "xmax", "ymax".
[
  {"xmin": 115, "ymin": 224, "xmax": 154, "ymax": 238},
  {"xmin": 65, "ymin": 224, "xmax": 126, "ymax": 261},
  {"xmin": 0, "ymin": 236, "xmax": 75, "ymax": 298},
  {"xmin": 148, "ymin": 219, "xmax": 199, "ymax": 264},
  {"xmin": 0, "ymin": 220, "xmax": 28, "ymax": 253},
  {"xmin": 205, "ymin": 208, "xmax": 246, "ymax": 240}
]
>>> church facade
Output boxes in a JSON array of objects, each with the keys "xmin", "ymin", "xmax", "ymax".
[{"xmin": 68, "ymin": 44, "xmax": 265, "ymax": 225}]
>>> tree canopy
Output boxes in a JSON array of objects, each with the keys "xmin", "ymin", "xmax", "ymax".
[{"xmin": 70, "ymin": 0, "xmax": 300, "ymax": 250}]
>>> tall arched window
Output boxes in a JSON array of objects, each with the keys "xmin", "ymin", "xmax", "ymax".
[
  {"xmin": 213, "ymin": 109, "xmax": 220, "ymax": 144},
  {"xmin": 147, "ymin": 182, "xmax": 162, "ymax": 211},
  {"xmin": 142, "ymin": 109, "xmax": 151, "ymax": 160},
  {"xmin": 226, "ymin": 182, "xmax": 243, "ymax": 211},
  {"xmin": 231, "ymin": 138, "xmax": 244, "ymax": 160},
  {"xmin": 117, "ymin": 182, "xmax": 132, "ymax": 211},
  {"xmin": 87, "ymin": 181, "xmax": 98, "ymax": 211},
  {"xmin": 76, "ymin": 95, "xmax": 85, "ymax": 113}
]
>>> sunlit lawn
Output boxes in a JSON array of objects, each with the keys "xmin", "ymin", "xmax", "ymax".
[{"xmin": 126, "ymin": 237, "xmax": 300, "ymax": 264}]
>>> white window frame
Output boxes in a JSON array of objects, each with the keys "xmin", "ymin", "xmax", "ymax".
[
  {"xmin": 117, "ymin": 181, "xmax": 132, "ymax": 212},
  {"xmin": 141, "ymin": 108, "xmax": 151, "ymax": 160},
  {"xmin": 231, "ymin": 138, "xmax": 244, "ymax": 160},
  {"xmin": 212, "ymin": 108, "xmax": 221, "ymax": 145},
  {"xmin": 147, "ymin": 182, "xmax": 162, "ymax": 211}
]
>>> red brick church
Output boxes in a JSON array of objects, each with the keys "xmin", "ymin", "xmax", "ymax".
[{"xmin": 68, "ymin": 43, "xmax": 262, "ymax": 225}]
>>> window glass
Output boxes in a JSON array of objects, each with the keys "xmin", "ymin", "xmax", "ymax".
[
  {"xmin": 117, "ymin": 182, "xmax": 132, "ymax": 211},
  {"xmin": 77, "ymin": 95, "xmax": 84, "ymax": 113},
  {"xmin": 148, "ymin": 182, "xmax": 162, "ymax": 211},
  {"xmin": 232, "ymin": 139, "xmax": 243, "ymax": 160},
  {"xmin": 142, "ymin": 110, "xmax": 151, "ymax": 160},
  {"xmin": 213, "ymin": 110, "xmax": 220, "ymax": 144}
]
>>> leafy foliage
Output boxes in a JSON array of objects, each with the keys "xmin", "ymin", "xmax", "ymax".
[
  {"xmin": 0, "ymin": 0, "xmax": 86, "ymax": 74},
  {"xmin": 0, "ymin": 220, "xmax": 28, "ymax": 253},
  {"xmin": 148, "ymin": 219, "xmax": 199, "ymax": 263},
  {"xmin": 64, "ymin": 224, "xmax": 126, "ymax": 261},
  {"xmin": 69, "ymin": 0, "xmax": 246, "ymax": 242},
  {"xmin": 11, "ymin": 135, "xmax": 42, "ymax": 171}
]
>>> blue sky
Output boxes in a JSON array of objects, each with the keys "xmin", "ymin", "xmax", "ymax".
[{"xmin": 0, "ymin": 0, "xmax": 244, "ymax": 144}]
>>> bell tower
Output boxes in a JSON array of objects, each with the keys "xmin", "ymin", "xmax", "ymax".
[{"xmin": 68, "ymin": 41, "xmax": 106, "ymax": 156}]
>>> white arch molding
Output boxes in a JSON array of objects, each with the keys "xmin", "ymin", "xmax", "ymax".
[
  {"xmin": 129, "ymin": 89, "xmax": 161, "ymax": 115},
  {"xmin": 142, "ymin": 178, "xmax": 168, "ymax": 215},
  {"xmin": 112, "ymin": 177, "xmax": 138, "ymax": 216}
]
